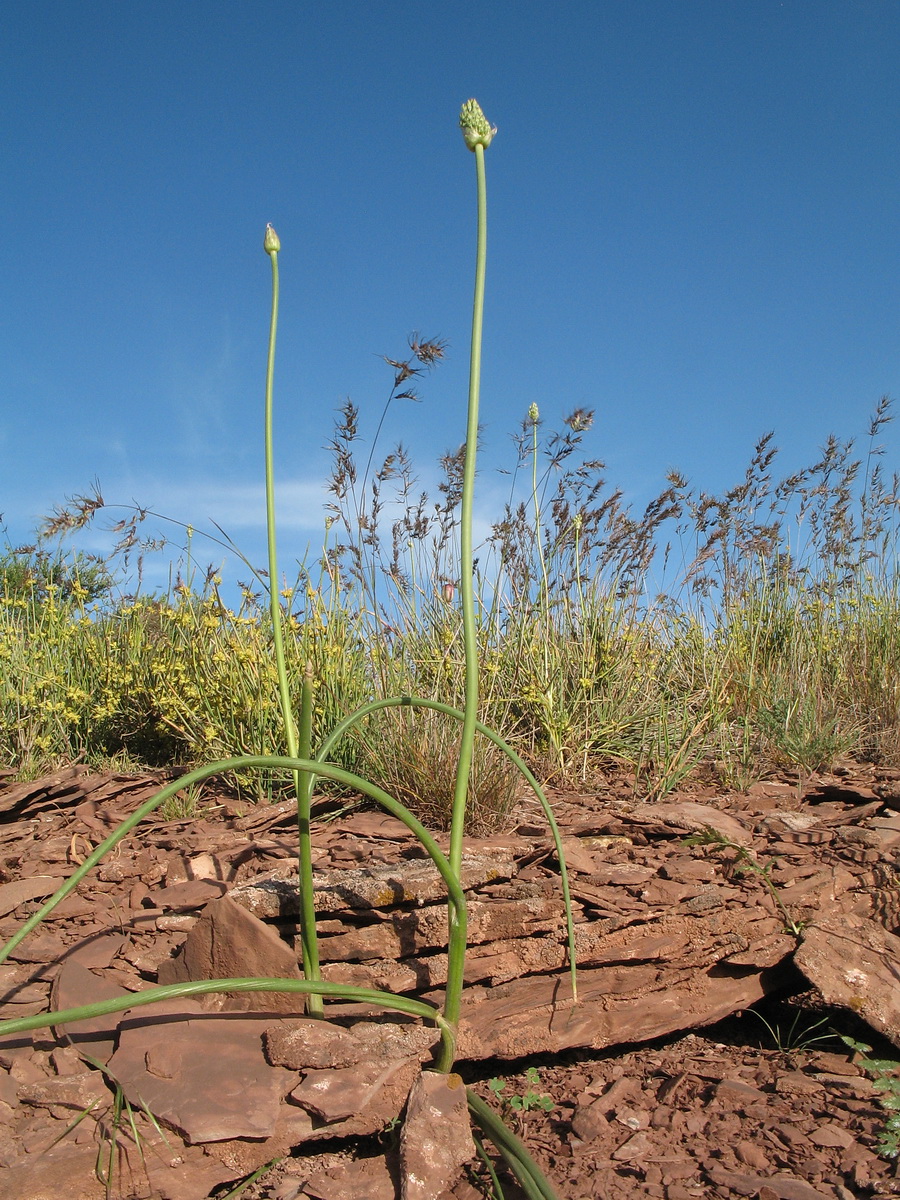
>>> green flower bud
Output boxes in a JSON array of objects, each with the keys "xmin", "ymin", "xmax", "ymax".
[
  {"xmin": 459, "ymin": 99, "xmax": 497, "ymax": 151},
  {"xmin": 264, "ymin": 223, "xmax": 281, "ymax": 255},
  {"xmin": 528, "ymin": 402, "xmax": 540, "ymax": 423}
]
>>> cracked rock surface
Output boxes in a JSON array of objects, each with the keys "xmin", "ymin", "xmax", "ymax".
[{"xmin": 1, "ymin": 763, "xmax": 900, "ymax": 1197}]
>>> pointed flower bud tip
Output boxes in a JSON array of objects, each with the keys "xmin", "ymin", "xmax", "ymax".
[
  {"xmin": 459, "ymin": 99, "xmax": 497, "ymax": 151},
  {"xmin": 264, "ymin": 224, "xmax": 281, "ymax": 255},
  {"xmin": 528, "ymin": 403, "xmax": 540, "ymax": 423}
]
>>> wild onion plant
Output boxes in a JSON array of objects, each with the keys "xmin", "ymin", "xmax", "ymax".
[
  {"xmin": 262, "ymin": 221, "xmax": 322, "ymax": 1017},
  {"xmin": 0, "ymin": 100, "xmax": 572, "ymax": 1200}
]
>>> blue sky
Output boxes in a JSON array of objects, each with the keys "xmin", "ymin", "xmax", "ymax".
[{"xmin": 3, "ymin": 1, "xmax": 899, "ymax": 599}]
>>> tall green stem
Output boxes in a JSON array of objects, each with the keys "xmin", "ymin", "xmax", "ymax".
[
  {"xmin": 467, "ymin": 1090, "xmax": 560, "ymax": 1200},
  {"xmin": 263, "ymin": 226, "xmax": 322, "ymax": 1014},
  {"xmin": 445, "ymin": 101, "xmax": 495, "ymax": 1042},
  {"xmin": 530, "ymin": 405, "xmax": 550, "ymax": 614},
  {"xmin": 449, "ymin": 141, "xmax": 487, "ymax": 875},
  {"xmin": 295, "ymin": 661, "xmax": 320, "ymax": 1009}
]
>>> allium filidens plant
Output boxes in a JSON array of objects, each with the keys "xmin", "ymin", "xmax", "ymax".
[
  {"xmin": 450, "ymin": 97, "xmax": 496, "ymax": 870},
  {"xmin": 0, "ymin": 104, "xmax": 574, "ymax": 1200}
]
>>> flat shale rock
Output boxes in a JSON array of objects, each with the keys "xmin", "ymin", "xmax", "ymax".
[
  {"xmin": 705, "ymin": 1165, "xmax": 834, "ymax": 1199},
  {"xmin": 51, "ymin": 958, "xmax": 130, "ymax": 1063},
  {"xmin": 317, "ymin": 895, "xmax": 562, "ymax": 960},
  {"xmin": 265, "ymin": 1017, "xmax": 440, "ymax": 1070},
  {"xmin": 0, "ymin": 765, "xmax": 91, "ymax": 818},
  {"xmin": 15, "ymin": 1069, "xmax": 109, "ymax": 1118},
  {"xmin": 302, "ymin": 1153, "xmax": 397, "ymax": 1200},
  {"xmin": 455, "ymin": 960, "xmax": 790, "ymax": 1060},
  {"xmin": 148, "ymin": 877, "xmax": 227, "ymax": 910},
  {"xmin": 5, "ymin": 928, "xmax": 126, "ymax": 970},
  {"xmin": 106, "ymin": 1003, "xmax": 295, "ymax": 1143},
  {"xmin": 262, "ymin": 1021, "xmax": 441, "ymax": 1143},
  {"xmin": 157, "ymin": 893, "xmax": 306, "ymax": 1012},
  {"xmin": 795, "ymin": 914, "xmax": 900, "ymax": 1051},
  {"xmin": 400, "ymin": 1070, "xmax": 474, "ymax": 1200},
  {"xmin": 723, "ymin": 933, "xmax": 797, "ymax": 968},
  {"xmin": 139, "ymin": 1145, "xmax": 236, "ymax": 1200},
  {"xmin": 624, "ymin": 801, "xmax": 753, "ymax": 845},
  {"xmin": 0, "ymin": 875, "xmax": 67, "ymax": 917},
  {"xmin": 289, "ymin": 1056, "xmax": 420, "ymax": 1133},
  {"xmin": 202, "ymin": 1107, "xmax": 316, "ymax": 1175},
  {"xmin": 0, "ymin": 1144, "xmax": 108, "ymax": 1199},
  {"xmin": 230, "ymin": 850, "xmax": 516, "ymax": 918}
]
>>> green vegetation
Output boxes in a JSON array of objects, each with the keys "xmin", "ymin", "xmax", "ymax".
[
  {"xmin": 0, "ymin": 540, "xmax": 111, "ymax": 604},
  {"xmin": 4, "ymin": 396, "xmax": 899, "ymax": 800},
  {"xmin": 750, "ymin": 1007, "xmax": 837, "ymax": 1056},
  {"xmin": 682, "ymin": 827, "xmax": 805, "ymax": 936},
  {"xmin": 488, "ymin": 1068, "xmax": 555, "ymax": 1121},
  {"xmin": 842, "ymin": 1036, "xmax": 900, "ymax": 1159}
]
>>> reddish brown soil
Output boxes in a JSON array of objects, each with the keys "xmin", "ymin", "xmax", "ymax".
[
  {"xmin": 459, "ymin": 1016, "xmax": 900, "ymax": 1200},
  {"xmin": 1, "ymin": 762, "xmax": 899, "ymax": 1199}
]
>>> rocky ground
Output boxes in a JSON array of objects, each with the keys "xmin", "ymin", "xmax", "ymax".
[{"xmin": 1, "ymin": 761, "xmax": 900, "ymax": 1199}]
